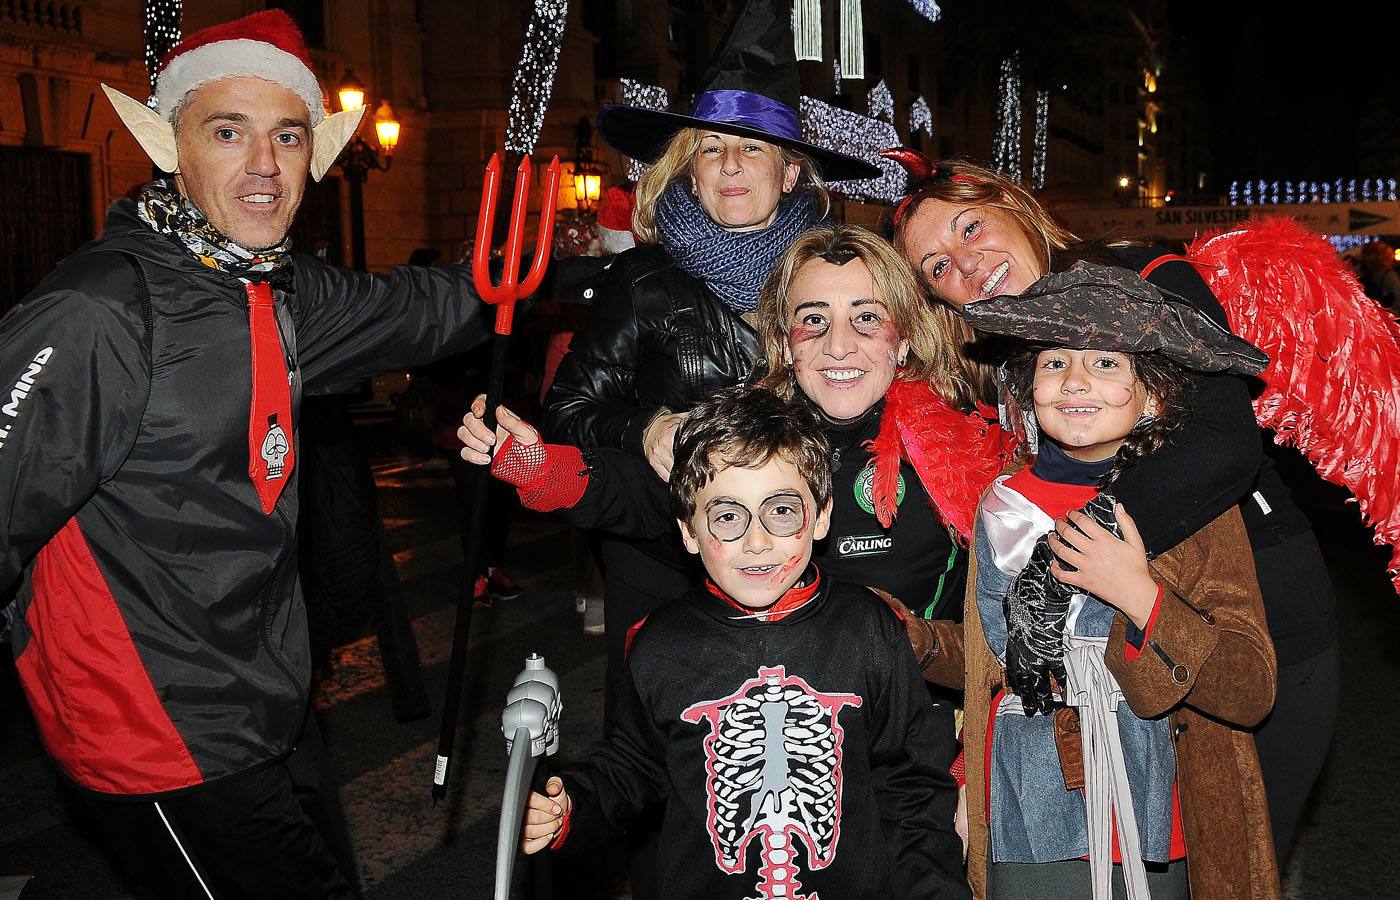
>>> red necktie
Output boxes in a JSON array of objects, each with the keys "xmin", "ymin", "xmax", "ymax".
[{"xmin": 245, "ymin": 281, "xmax": 294, "ymax": 514}]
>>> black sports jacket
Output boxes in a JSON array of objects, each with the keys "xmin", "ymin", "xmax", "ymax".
[{"xmin": 0, "ymin": 197, "xmax": 488, "ymax": 797}]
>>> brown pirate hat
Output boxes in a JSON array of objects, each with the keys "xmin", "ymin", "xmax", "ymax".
[{"xmin": 961, "ymin": 260, "xmax": 1269, "ymax": 375}]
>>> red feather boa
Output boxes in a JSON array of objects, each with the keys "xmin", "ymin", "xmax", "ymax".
[{"xmin": 866, "ymin": 379, "xmax": 1016, "ymax": 542}]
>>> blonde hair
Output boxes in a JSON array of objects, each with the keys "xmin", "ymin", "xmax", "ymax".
[
  {"xmin": 757, "ymin": 224, "xmax": 987, "ymax": 410},
  {"xmin": 890, "ymin": 157, "xmax": 1079, "ymax": 294},
  {"xmin": 631, "ymin": 127, "xmax": 829, "ymax": 244}
]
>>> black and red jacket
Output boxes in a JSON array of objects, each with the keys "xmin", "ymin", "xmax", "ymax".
[{"xmin": 0, "ymin": 196, "xmax": 489, "ymax": 798}]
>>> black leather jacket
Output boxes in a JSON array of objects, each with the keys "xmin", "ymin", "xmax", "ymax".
[{"xmin": 543, "ymin": 244, "xmax": 760, "ymax": 449}]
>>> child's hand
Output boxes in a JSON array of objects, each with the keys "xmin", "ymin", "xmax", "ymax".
[
  {"xmin": 457, "ymin": 394, "xmax": 540, "ymax": 465},
  {"xmin": 521, "ymin": 776, "xmax": 572, "ymax": 855},
  {"xmin": 1047, "ymin": 503, "xmax": 1158, "ymax": 629}
]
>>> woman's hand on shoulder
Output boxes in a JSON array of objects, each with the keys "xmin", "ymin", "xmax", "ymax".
[
  {"xmin": 642, "ymin": 411, "xmax": 687, "ymax": 480},
  {"xmin": 457, "ymin": 393, "xmax": 541, "ymax": 465},
  {"xmin": 1048, "ymin": 504, "xmax": 1158, "ymax": 629}
]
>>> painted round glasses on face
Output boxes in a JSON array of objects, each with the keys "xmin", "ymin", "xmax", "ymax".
[{"xmin": 704, "ymin": 492, "xmax": 808, "ymax": 542}]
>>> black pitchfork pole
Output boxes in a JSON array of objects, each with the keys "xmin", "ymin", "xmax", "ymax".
[{"xmin": 433, "ymin": 151, "xmax": 560, "ymax": 804}]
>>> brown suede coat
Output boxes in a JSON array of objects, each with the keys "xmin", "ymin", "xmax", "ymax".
[{"xmin": 927, "ymin": 506, "xmax": 1280, "ymax": 900}]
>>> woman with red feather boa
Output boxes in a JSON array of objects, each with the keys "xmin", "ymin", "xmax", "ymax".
[
  {"xmin": 882, "ymin": 149, "xmax": 1344, "ymax": 872},
  {"xmin": 461, "ymin": 224, "xmax": 1013, "ymax": 626}
]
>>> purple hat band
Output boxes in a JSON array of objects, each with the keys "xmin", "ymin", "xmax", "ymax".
[{"xmin": 690, "ymin": 90, "xmax": 801, "ymax": 140}]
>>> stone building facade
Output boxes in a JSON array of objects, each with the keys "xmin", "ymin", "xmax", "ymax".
[{"xmin": 1, "ymin": 1, "xmax": 1189, "ymax": 315}]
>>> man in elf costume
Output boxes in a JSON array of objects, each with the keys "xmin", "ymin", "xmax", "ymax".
[{"xmin": 0, "ymin": 11, "xmax": 492, "ymax": 898}]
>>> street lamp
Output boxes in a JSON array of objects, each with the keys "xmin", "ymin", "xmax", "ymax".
[
  {"xmin": 335, "ymin": 70, "xmax": 401, "ymax": 271},
  {"xmin": 570, "ymin": 116, "xmax": 607, "ymax": 214},
  {"xmin": 1115, "ymin": 174, "xmax": 1141, "ymax": 207},
  {"xmin": 573, "ymin": 158, "xmax": 605, "ymax": 212}
]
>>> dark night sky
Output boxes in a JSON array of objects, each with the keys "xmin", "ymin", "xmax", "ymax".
[{"xmin": 1167, "ymin": 1, "xmax": 1400, "ymax": 183}]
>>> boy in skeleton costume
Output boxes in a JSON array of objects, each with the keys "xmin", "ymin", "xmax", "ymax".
[{"xmin": 469, "ymin": 386, "xmax": 967, "ymax": 899}]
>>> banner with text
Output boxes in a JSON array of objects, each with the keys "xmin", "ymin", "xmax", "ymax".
[{"xmin": 1052, "ymin": 202, "xmax": 1400, "ymax": 242}]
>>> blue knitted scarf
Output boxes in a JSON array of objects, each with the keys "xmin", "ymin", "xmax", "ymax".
[{"xmin": 655, "ymin": 182, "xmax": 820, "ymax": 313}]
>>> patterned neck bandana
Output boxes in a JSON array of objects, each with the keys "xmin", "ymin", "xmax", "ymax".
[
  {"xmin": 136, "ymin": 179, "xmax": 294, "ymax": 289},
  {"xmin": 136, "ymin": 179, "xmax": 297, "ymax": 513}
]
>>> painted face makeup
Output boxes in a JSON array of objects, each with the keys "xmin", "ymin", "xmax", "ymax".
[
  {"xmin": 1031, "ymin": 348, "xmax": 1151, "ymax": 462},
  {"xmin": 899, "ymin": 200, "xmax": 1042, "ymax": 308},
  {"xmin": 784, "ymin": 258, "xmax": 910, "ymax": 422},
  {"xmin": 680, "ymin": 455, "xmax": 832, "ymax": 611}
]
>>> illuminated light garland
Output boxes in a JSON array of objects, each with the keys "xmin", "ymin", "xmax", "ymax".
[
  {"xmin": 794, "ymin": 0, "xmax": 823, "ymax": 61},
  {"xmin": 143, "ymin": 0, "xmax": 182, "ymax": 104},
  {"xmin": 799, "ymin": 96, "xmax": 902, "ymax": 202},
  {"xmin": 1032, "ymin": 89, "xmax": 1048, "ymax": 191},
  {"xmin": 504, "ymin": 0, "xmax": 568, "ymax": 157},
  {"xmin": 620, "ymin": 78, "xmax": 669, "ymax": 181},
  {"xmin": 909, "ymin": 95, "xmax": 932, "ymax": 138},
  {"xmin": 1227, "ymin": 178, "xmax": 1400, "ymax": 206},
  {"xmin": 907, "ymin": 0, "xmax": 943, "ymax": 22},
  {"xmin": 834, "ymin": 57, "xmax": 843, "ymax": 94},
  {"xmin": 992, "ymin": 52, "xmax": 1022, "ymax": 181},
  {"xmin": 1328, "ymin": 234, "xmax": 1378, "ymax": 253},
  {"xmin": 868, "ymin": 79, "xmax": 894, "ymax": 123},
  {"xmin": 840, "ymin": 0, "xmax": 866, "ymax": 81}
]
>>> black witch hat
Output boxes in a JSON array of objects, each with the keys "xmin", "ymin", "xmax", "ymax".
[{"xmin": 596, "ymin": 0, "xmax": 881, "ymax": 182}]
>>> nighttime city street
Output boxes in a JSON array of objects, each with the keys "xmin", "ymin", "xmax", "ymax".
[{"xmin": 3, "ymin": 1, "xmax": 1400, "ymax": 899}]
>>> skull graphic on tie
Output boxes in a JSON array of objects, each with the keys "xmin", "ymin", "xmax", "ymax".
[{"xmin": 681, "ymin": 666, "xmax": 861, "ymax": 900}]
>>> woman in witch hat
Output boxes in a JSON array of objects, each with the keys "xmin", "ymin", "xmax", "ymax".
[{"xmin": 541, "ymin": 0, "xmax": 879, "ymax": 683}]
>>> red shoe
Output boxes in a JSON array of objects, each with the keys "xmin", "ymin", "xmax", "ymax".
[
  {"xmin": 472, "ymin": 575, "xmax": 492, "ymax": 608},
  {"xmin": 486, "ymin": 567, "xmax": 522, "ymax": 601}
]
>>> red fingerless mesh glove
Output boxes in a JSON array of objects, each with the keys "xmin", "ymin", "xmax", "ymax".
[{"xmin": 490, "ymin": 436, "xmax": 589, "ymax": 511}]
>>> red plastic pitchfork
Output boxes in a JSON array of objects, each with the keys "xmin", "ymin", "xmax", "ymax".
[{"xmin": 434, "ymin": 152, "xmax": 560, "ymax": 803}]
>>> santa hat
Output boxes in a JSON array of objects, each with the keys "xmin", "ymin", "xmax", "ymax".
[
  {"xmin": 154, "ymin": 10, "xmax": 326, "ymax": 125},
  {"xmin": 100, "ymin": 10, "xmax": 362, "ymax": 181},
  {"xmin": 595, "ymin": 183, "xmax": 637, "ymax": 255}
]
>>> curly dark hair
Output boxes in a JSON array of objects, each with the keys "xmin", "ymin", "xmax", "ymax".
[
  {"xmin": 1002, "ymin": 348, "xmax": 1198, "ymax": 486},
  {"xmin": 668, "ymin": 385, "xmax": 833, "ymax": 522}
]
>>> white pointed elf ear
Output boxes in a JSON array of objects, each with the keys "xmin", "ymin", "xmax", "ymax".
[
  {"xmin": 310, "ymin": 107, "xmax": 366, "ymax": 182},
  {"xmin": 102, "ymin": 84, "xmax": 178, "ymax": 173}
]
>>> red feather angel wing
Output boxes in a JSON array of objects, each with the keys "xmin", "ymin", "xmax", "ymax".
[{"xmin": 1186, "ymin": 216, "xmax": 1400, "ymax": 591}]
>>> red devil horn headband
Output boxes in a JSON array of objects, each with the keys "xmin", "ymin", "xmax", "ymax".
[
  {"xmin": 880, "ymin": 146, "xmax": 936, "ymax": 181},
  {"xmin": 880, "ymin": 146, "xmax": 982, "ymax": 228}
]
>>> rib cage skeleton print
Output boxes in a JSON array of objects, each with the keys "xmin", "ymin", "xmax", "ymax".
[{"xmin": 681, "ymin": 666, "xmax": 862, "ymax": 900}]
